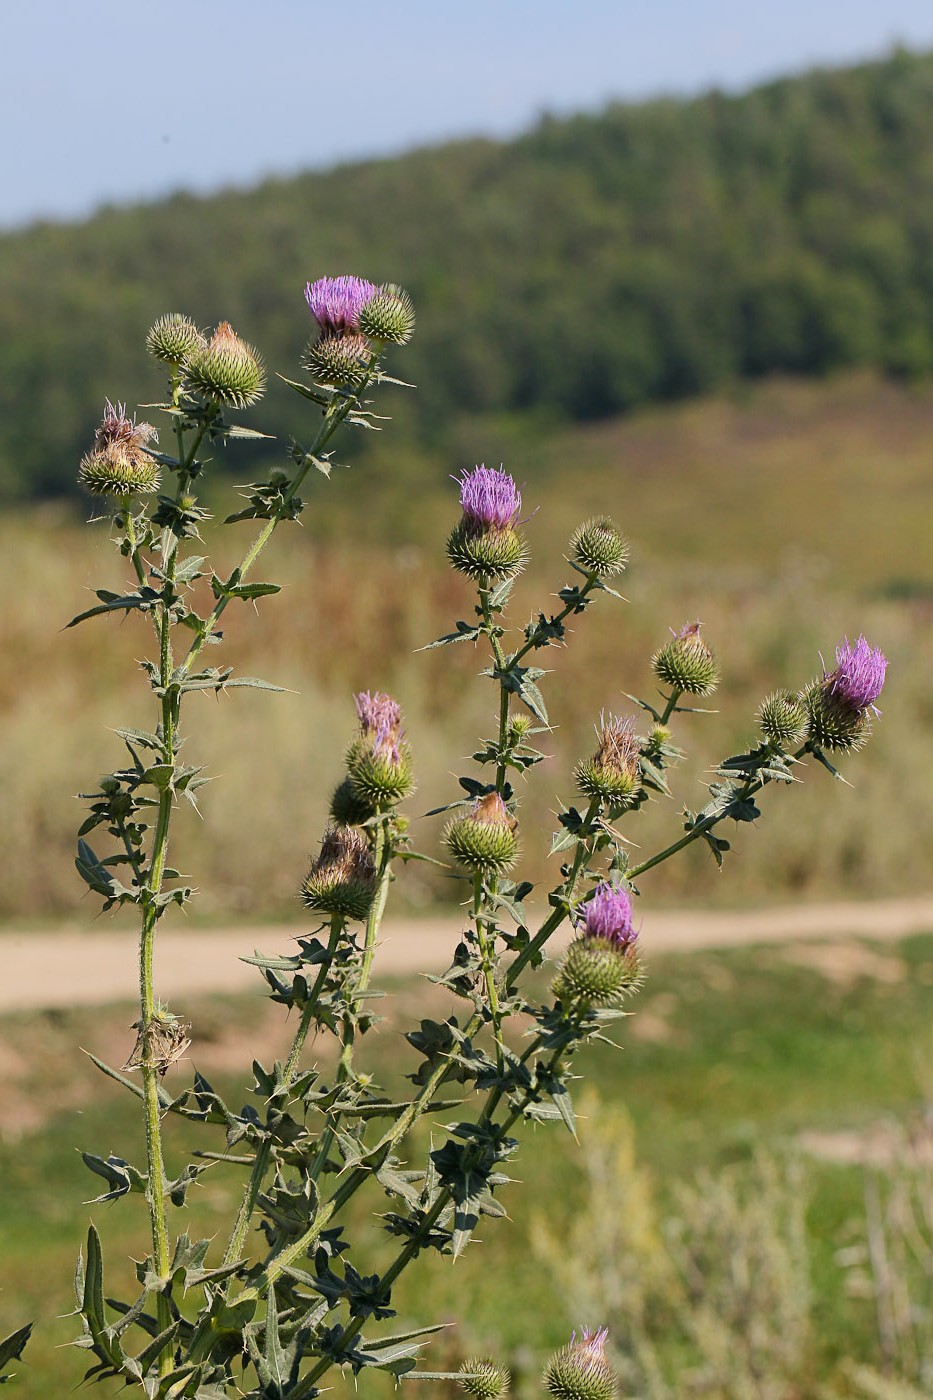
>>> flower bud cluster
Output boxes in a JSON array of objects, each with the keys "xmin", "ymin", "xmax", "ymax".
[
  {"xmin": 554, "ymin": 884, "xmax": 642, "ymax": 1006},
  {"xmin": 652, "ymin": 620, "xmax": 719, "ymax": 696},
  {"xmin": 303, "ymin": 274, "xmax": 415, "ymax": 387},
  {"xmin": 78, "ymin": 400, "xmax": 160, "ymax": 498},
  {"xmin": 752, "ymin": 636, "xmax": 888, "ymax": 753},
  {"xmin": 575, "ymin": 713, "xmax": 641, "ymax": 807},
  {"xmin": 447, "ymin": 465, "xmax": 527, "ymax": 581},
  {"xmin": 445, "ymin": 792, "xmax": 519, "ymax": 873},
  {"xmin": 543, "ymin": 1329, "xmax": 617, "ymax": 1400},
  {"xmin": 301, "ymin": 824, "xmax": 377, "ymax": 922}
]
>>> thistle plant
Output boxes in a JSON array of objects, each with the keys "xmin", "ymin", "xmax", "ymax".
[{"xmin": 64, "ymin": 274, "xmax": 888, "ymax": 1400}]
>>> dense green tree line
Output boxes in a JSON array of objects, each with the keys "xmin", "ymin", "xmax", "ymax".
[{"xmin": 3, "ymin": 47, "xmax": 933, "ymax": 502}]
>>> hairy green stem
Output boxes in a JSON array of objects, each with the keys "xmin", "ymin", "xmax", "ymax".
[{"xmin": 509, "ymin": 573, "xmax": 600, "ymax": 668}]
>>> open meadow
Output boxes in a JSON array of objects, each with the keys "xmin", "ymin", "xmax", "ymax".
[
  {"xmin": 2, "ymin": 372, "xmax": 931, "ymax": 923},
  {"xmin": 1, "ymin": 931, "xmax": 932, "ymax": 1397}
]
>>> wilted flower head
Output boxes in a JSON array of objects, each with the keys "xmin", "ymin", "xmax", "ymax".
[
  {"xmin": 301, "ymin": 824, "xmax": 377, "ymax": 921},
  {"xmin": 826, "ymin": 635, "xmax": 887, "ymax": 713},
  {"xmin": 95, "ymin": 400, "xmax": 157, "ymax": 453},
  {"xmin": 575, "ymin": 713, "xmax": 641, "ymax": 806},
  {"xmin": 577, "ymin": 884, "xmax": 637, "ymax": 949},
  {"xmin": 456, "ymin": 465, "xmax": 522, "ymax": 531},
  {"xmin": 305, "ymin": 275, "xmax": 378, "ymax": 336},
  {"xmin": 78, "ymin": 400, "xmax": 160, "ymax": 498}
]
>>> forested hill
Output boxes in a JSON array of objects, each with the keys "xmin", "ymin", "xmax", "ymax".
[{"xmin": 5, "ymin": 47, "xmax": 933, "ymax": 502}]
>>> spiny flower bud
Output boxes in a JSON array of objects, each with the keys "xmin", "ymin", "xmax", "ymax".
[
  {"xmin": 553, "ymin": 885, "xmax": 642, "ymax": 1006},
  {"xmin": 458, "ymin": 1358, "xmax": 510, "ymax": 1400},
  {"xmin": 543, "ymin": 1328, "xmax": 617, "ymax": 1400},
  {"xmin": 146, "ymin": 313, "xmax": 206, "ymax": 369},
  {"xmin": 358, "ymin": 283, "xmax": 416, "ymax": 345},
  {"xmin": 447, "ymin": 465, "xmax": 527, "ymax": 582},
  {"xmin": 570, "ymin": 517, "xmax": 629, "ymax": 578},
  {"xmin": 652, "ymin": 620, "xmax": 719, "ymax": 696},
  {"xmin": 575, "ymin": 713, "xmax": 641, "ymax": 807},
  {"xmin": 803, "ymin": 683, "xmax": 868, "ymax": 751},
  {"xmin": 185, "ymin": 321, "xmax": 265, "ymax": 408},
  {"xmin": 78, "ymin": 400, "xmax": 160, "ymax": 497},
  {"xmin": 301, "ymin": 825, "xmax": 377, "ymax": 922},
  {"xmin": 305, "ymin": 275, "xmax": 378, "ymax": 335},
  {"xmin": 346, "ymin": 690, "xmax": 415, "ymax": 808},
  {"xmin": 329, "ymin": 776, "xmax": 375, "ymax": 826},
  {"xmin": 445, "ymin": 792, "xmax": 518, "ymax": 873},
  {"xmin": 757, "ymin": 690, "xmax": 807, "ymax": 748},
  {"xmin": 302, "ymin": 332, "xmax": 372, "ymax": 387}
]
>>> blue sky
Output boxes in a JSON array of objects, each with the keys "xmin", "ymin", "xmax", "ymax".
[{"xmin": 6, "ymin": 0, "xmax": 933, "ymax": 229}]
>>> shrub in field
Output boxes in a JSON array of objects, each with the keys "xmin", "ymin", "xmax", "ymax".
[{"xmin": 42, "ymin": 276, "xmax": 888, "ymax": 1397}]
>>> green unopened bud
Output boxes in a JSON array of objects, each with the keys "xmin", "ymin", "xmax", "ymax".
[
  {"xmin": 329, "ymin": 776, "xmax": 376, "ymax": 826},
  {"xmin": 553, "ymin": 937, "xmax": 642, "ymax": 1006},
  {"xmin": 186, "ymin": 321, "xmax": 265, "ymax": 408},
  {"xmin": 458, "ymin": 1358, "xmax": 510, "ymax": 1400},
  {"xmin": 543, "ymin": 1330, "xmax": 617, "ymax": 1400},
  {"xmin": 570, "ymin": 517, "xmax": 629, "ymax": 578},
  {"xmin": 801, "ymin": 679, "xmax": 868, "ymax": 752},
  {"xmin": 642, "ymin": 724, "xmax": 671, "ymax": 759},
  {"xmin": 446, "ymin": 520, "xmax": 527, "ymax": 582},
  {"xmin": 301, "ymin": 825, "xmax": 377, "ymax": 922},
  {"xmin": 508, "ymin": 713, "xmax": 534, "ymax": 742},
  {"xmin": 358, "ymin": 283, "xmax": 416, "ymax": 345},
  {"xmin": 146, "ymin": 313, "xmax": 206, "ymax": 368},
  {"xmin": 758, "ymin": 690, "xmax": 808, "ymax": 748},
  {"xmin": 303, "ymin": 331, "xmax": 372, "ymax": 387},
  {"xmin": 652, "ymin": 621, "xmax": 719, "ymax": 696},
  {"xmin": 445, "ymin": 793, "xmax": 518, "ymax": 873}
]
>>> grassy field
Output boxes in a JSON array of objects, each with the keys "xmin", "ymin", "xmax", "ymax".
[
  {"xmin": 1, "ymin": 932, "xmax": 931, "ymax": 1396},
  {"xmin": 2, "ymin": 371, "xmax": 931, "ymax": 922}
]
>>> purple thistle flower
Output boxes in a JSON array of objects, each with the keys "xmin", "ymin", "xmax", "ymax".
[
  {"xmin": 305, "ymin": 275, "xmax": 378, "ymax": 336},
  {"xmin": 826, "ymin": 635, "xmax": 888, "ymax": 713},
  {"xmin": 577, "ymin": 883, "xmax": 637, "ymax": 949},
  {"xmin": 354, "ymin": 690, "xmax": 402, "ymax": 737},
  {"xmin": 456, "ymin": 465, "xmax": 521, "ymax": 531}
]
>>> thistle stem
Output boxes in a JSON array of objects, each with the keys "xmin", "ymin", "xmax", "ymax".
[
  {"xmin": 221, "ymin": 914, "xmax": 345, "ymax": 1270},
  {"xmin": 627, "ymin": 747, "xmax": 807, "ymax": 880},
  {"xmin": 177, "ymin": 361, "xmax": 377, "ymax": 682}
]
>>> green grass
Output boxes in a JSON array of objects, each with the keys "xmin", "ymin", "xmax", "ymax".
[{"xmin": 2, "ymin": 933, "xmax": 932, "ymax": 1396}]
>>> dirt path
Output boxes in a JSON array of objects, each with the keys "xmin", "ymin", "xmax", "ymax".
[{"xmin": 2, "ymin": 896, "xmax": 932, "ymax": 1014}]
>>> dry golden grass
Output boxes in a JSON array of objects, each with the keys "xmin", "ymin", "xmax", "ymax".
[{"xmin": 3, "ymin": 372, "xmax": 931, "ymax": 921}]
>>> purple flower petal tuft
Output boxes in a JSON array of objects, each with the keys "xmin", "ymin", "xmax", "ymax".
[
  {"xmin": 577, "ymin": 883, "xmax": 637, "ymax": 948},
  {"xmin": 305, "ymin": 275, "xmax": 378, "ymax": 335},
  {"xmin": 456, "ymin": 465, "xmax": 521, "ymax": 530},
  {"xmin": 827, "ymin": 635, "xmax": 888, "ymax": 712}
]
